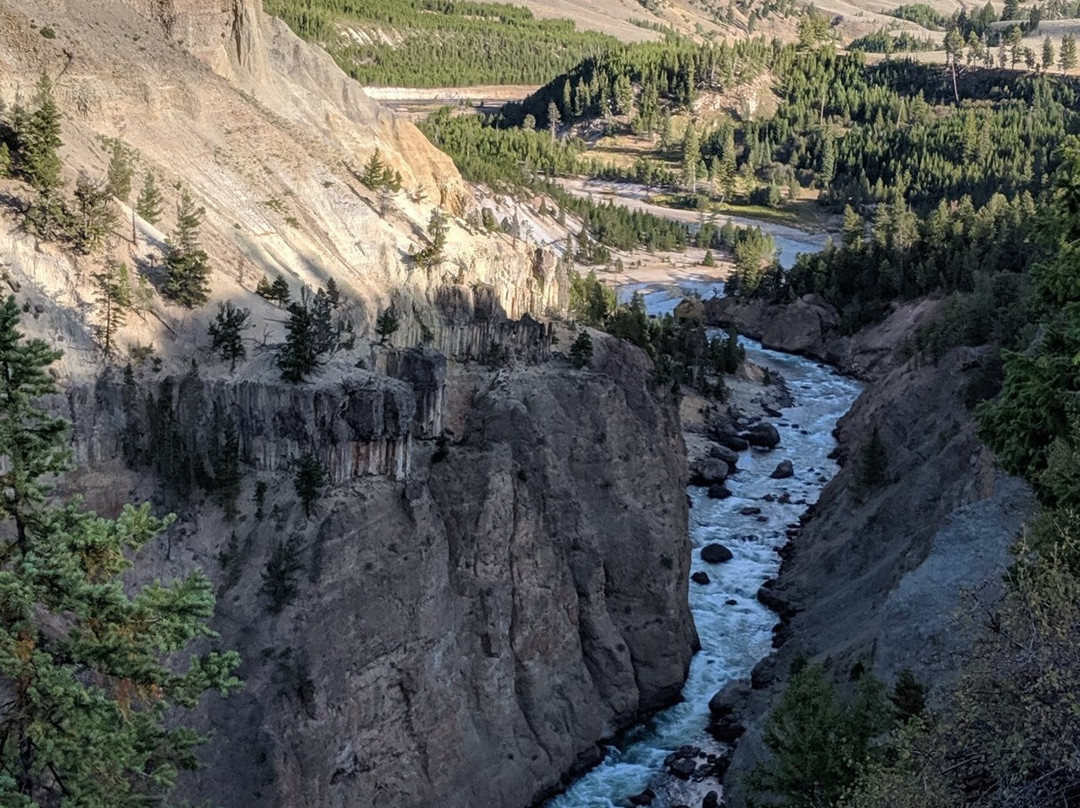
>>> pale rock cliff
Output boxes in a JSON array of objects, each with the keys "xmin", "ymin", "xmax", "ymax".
[{"xmin": 0, "ymin": 0, "xmax": 565, "ymax": 376}]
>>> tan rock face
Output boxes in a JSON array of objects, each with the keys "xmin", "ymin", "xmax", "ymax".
[{"xmin": 0, "ymin": 0, "xmax": 561, "ymax": 378}]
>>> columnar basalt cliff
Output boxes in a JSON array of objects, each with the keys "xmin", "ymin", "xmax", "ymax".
[
  {"xmin": 58, "ymin": 337, "xmax": 696, "ymax": 808},
  {"xmin": 0, "ymin": 2, "xmax": 698, "ymax": 805}
]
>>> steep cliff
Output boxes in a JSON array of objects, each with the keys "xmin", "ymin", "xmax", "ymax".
[
  {"xmin": 703, "ymin": 294, "xmax": 946, "ymax": 379},
  {"xmin": 58, "ymin": 335, "xmax": 695, "ymax": 808},
  {"xmin": 0, "ymin": 0, "xmax": 565, "ymax": 379},
  {"xmin": 712, "ymin": 303, "xmax": 1034, "ymax": 806},
  {"xmin": 0, "ymin": 2, "xmax": 698, "ymax": 806}
]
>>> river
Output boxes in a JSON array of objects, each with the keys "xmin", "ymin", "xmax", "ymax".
[
  {"xmin": 557, "ymin": 179, "xmax": 831, "ymax": 269},
  {"xmin": 542, "ymin": 282, "xmax": 862, "ymax": 808}
]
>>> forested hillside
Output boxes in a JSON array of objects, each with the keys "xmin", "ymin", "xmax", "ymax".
[{"xmin": 262, "ymin": 0, "xmax": 619, "ymax": 86}]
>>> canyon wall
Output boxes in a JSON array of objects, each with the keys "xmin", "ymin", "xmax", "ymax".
[
  {"xmin": 58, "ymin": 336, "xmax": 697, "ymax": 808},
  {"xmin": 709, "ymin": 300, "xmax": 1034, "ymax": 805}
]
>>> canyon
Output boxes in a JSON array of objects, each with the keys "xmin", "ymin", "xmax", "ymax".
[{"xmin": 0, "ymin": 1, "xmax": 1041, "ymax": 806}]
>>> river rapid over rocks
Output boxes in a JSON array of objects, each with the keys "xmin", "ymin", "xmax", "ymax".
[{"xmin": 542, "ymin": 283, "xmax": 862, "ymax": 808}]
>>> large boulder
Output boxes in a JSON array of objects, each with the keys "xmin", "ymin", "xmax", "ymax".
[
  {"xmin": 708, "ymin": 680, "xmax": 751, "ymax": 744},
  {"xmin": 708, "ymin": 444, "xmax": 740, "ymax": 467},
  {"xmin": 690, "ymin": 458, "xmax": 729, "ymax": 486},
  {"xmin": 744, "ymin": 423, "xmax": 780, "ymax": 449},
  {"xmin": 707, "ymin": 483, "xmax": 732, "ymax": 500},
  {"xmin": 674, "ymin": 297, "xmax": 705, "ymax": 325},
  {"xmin": 770, "ymin": 459, "xmax": 794, "ymax": 479},
  {"xmin": 701, "ymin": 544, "xmax": 734, "ymax": 563},
  {"xmin": 719, "ymin": 434, "xmax": 750, "ymax": 452}
]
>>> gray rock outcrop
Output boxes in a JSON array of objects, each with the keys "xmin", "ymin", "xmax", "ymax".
[{"xmin": 62, "ymin": 339, "xmax": 697, "ymax": 808}]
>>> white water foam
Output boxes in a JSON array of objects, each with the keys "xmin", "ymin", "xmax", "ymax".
[{"xmin": 543, "ymin": 287, "xmax": 861, "ymax": 808}]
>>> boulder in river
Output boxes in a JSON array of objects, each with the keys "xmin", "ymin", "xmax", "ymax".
[
  {"xmin": 701, "ymin": 543, "xmax": 734, "ymax": 563},
  {"xmin": 668, "ymin": 757, "xmax": 697, "ymax": 778},
  {"xmin": 629, "ymin": 788, "xmax": 656, "ymax": 806},
  {"xmin": 719, "ymin": 435, "xmax": 750, "ymax": 452},
  {"xmin": 770, "ymin": 459, "xmax": 794, "ymax": 479},
  {"xmin": 708, "ymin": 680, "xmax": 752, "ymax": 744},
  {"xmin": 690, "ymin": 458, "xmax": 729, "ymax": 486},
  {"xmin": 707, "ymin": 483, "xmax": 731, "ymax": 499},
  {"xmin": 708, "ymin": 443, "xmax": 740, "ymax": 467},
  {"xmin": 744, "ymin": 423, "xmax": 781, "ymax": 449},
  {"xmin": 703, "ymin": 791, "xmax": 720, "ymax": 808},
  {"xmin": 691, "ymin": 571, "xmax": 711, "ymax": 585}
]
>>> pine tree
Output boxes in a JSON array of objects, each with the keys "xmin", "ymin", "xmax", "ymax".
[
  {"xmin": 570, "ymin": 329, "xmax": 593, "ymax": 368},
  {"xmin": 278, "ymin": 298, "xmax": 320, "ymax": 383},
  {"xmin": 427, "ymin": 207, "xmax": 447, "ymax": 260},
  {"xmin": 856, "ymin": 425, "xmax": 889, "ymax": 491},
  {"xmin": 261, "ymin": 533, "xmax": 304, "ymax": 612},
  {"xmin": 1043, "ymin": 36, "xmax": 1056, "ymax": 71},
  {"xmin": 208, "ymin": 299, "xmax": 251, "ymax": 371},
  {"xmin": 135, "ymin": 170, "xmax": 163, "ymax": 225},
  {"xmin": 294, "ymin": 451, "xmax": 326, "ymax": 518},
  {"xmin": 360, "ymin": 148, "xmax": 398, "ymax": 190},
  {"xmin": 682, "ymin": 123, "xmax": 701, "ymax": 192},
  {"xmin": 104, "ymin": 138, "xmax": 137, "ymax": 201},
  {"xmin": 71, "ymin": 171, "xmax": 118, "ymax": 254},
  {"xmin": 326, "ymin": 276, "xmax": 342, "ymax": 307},
  {"xmin": 413, "ymin": 208, "xmax": 448, "ymax": 270},
  {"xmin": 889, "ymin": 669, "xmax": 926, "ymax": 722},
  {"xmin": 209, "ymin": 417, "xmax": 242, "ymax": 520},
  {"xmin": 311, "ymin": 288, "xmax": 334, "ymax": 353},
  {"xmin": 722, "ymin": 324, "xmax": 743, "ymax": 373},
  {"xmin": 1060, "ymin": 34, "xmax": 1078, "ymax": 73},
  {"xmin": 0, "ymin": 142, "xmax": 10, "ymax": 177},
  {"xmin": 749, "ymin": 663, "xmax": 891, "ymax": 808},
  {"xmin": 0, "ymin": 296, "xmax": 240, "ymax": 806},
  {"xmin": 1008, "ymin": 25, "xmax": 1024, "ymax": 67},
  {"xmin": 547, "ymin": 100, "xmax": 561, "ymax": 142},
  {"xmin": 20, "ymin": 72, "xmax": 63, "ymax": 193},
  {"xmin": 20, "ymin": 73, "xmax": 68, "ymax": 242},
  {"xmin": 375, "ymin": 306, "xmax": 400, "ymax": 344},
  {"xmin": 163, "ymin": 188, "xmax": 211, "ymax": 307},
  {"xmin": 93, "ymin": 257, "xmax": 132, "ymax": 357}
]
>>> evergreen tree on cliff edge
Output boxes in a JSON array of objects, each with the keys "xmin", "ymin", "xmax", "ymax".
[{"xmin": 0, "ymin": 295, "xmax": 240, "ymax": 807}]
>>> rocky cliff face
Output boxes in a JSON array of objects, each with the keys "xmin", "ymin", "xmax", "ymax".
[
  {"xmin": 0, "ymin": 3, "xmax": 697, "ymax": 805},
  {"xmin": 712, "ymin": 306, "xmax": 1034, "ymax": 806},
  {"xmin": 704, "ymin": 294, "xmax": 945, "ymax": 379},
  {"xmin": 58, "ymin": 336, "xmax": 696, "ymax": 808},
  {"xmin": 0, "ymin": 0, "xmax": 566, "ymax": 381}
]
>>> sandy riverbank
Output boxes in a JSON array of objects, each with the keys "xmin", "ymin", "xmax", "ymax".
[{"xmin": 593, "ymin": 246, "xmax": 733, "ymax": 288}]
